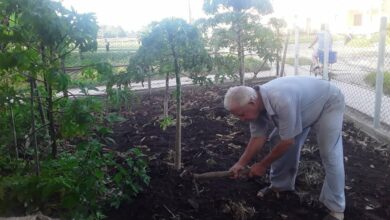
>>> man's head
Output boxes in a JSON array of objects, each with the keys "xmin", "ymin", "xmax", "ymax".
[{"xmin": 224, "ymin": 86, "xmax": 261, "ymax": 122}]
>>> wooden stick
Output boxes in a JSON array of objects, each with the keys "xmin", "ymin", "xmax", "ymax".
[{"xmin": 193, "ymin": 168, "xmax": 250, "ymax": 180}]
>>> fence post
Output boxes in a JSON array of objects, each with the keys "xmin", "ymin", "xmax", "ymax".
[
  {"xmin": 294, "ymin": 25, "xmax": 299, "ymax": 75},
  {"xmin": 322, "ymin": 24, "xmax": 330, "ymax": 80},
  {"xmin": 373, "ymin": 17, "xmax": 387, "ymax": 128}
]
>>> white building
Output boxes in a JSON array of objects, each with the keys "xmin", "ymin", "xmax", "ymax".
[{"xmin": 272, "ymin": 0, "xmax": 390, "ymax": 34}]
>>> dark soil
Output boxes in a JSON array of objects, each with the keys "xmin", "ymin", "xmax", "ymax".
[{"xmin": 108, "ymin": 84, "xmax": 390, "ymax": 220}]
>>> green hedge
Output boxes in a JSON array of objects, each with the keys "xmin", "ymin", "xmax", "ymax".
[{"xmin": 365, "ymin": 71, "xmax": 390, "ymax": 95}]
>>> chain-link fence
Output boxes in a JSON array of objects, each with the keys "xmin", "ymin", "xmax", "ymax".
[{"xmin": 287, "ymin": 17, "xmax": 390, "ymax": 132}]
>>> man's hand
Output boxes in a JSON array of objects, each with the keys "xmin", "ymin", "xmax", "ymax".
[
  {"xmin": 229, "ymin": 162, "xmax": 245, "ymax": 179},
  {"xmin": 249, "ymin": 162, "xmax": 267, "ymax": 177}
]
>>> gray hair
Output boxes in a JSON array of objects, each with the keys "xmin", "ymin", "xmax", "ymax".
[{"xmin": 224, "ymin": 86, "xmax": 257, "ymax": 111}]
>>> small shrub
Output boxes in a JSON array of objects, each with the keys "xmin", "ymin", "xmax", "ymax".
[
  {"xmin": 244, "ymin": 57, "xmax": 271, "ymax": 73},
  {"xmin": 285, "ymin": 57, "xmax": 312, "ymax": 66},
  {"xmin": 365, "ymin": 71, "xmax": 390, "ymax": 95},
  {"xmin": 0, "ymin": 141, "xmax": 149, "ymax": 219},
  {"xmin": 159, "ymin": 116, "xmax": 174, "ymax": 131}
]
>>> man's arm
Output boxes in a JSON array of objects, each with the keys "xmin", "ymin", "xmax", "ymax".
[
  {"xmin": 249, "ymin": 138, "xmax": 295, "ymax": 177},
  {"xmin": 230, "ymin": 136, "xmax": 266, "ymax": 178}
]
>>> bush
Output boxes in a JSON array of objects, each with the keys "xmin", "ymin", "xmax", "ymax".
[
  {"xmin": 365, "ymin": 71, "xmax": 390, "ymax": 95},
  {"xmin": 285, "ymin": 57, "xmax": 312, "ymax": 66},
  {"xmin": 0, "ymin": 141, "xmax": 149, "ymax": 219},
  {"xmin": 244, "ymin": 57, "xmax": 271, "ymax": 73}
]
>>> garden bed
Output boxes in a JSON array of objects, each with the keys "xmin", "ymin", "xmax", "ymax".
[{"xmin": 109, "ymin": 84, "xmax": 390, "ymax": 220}]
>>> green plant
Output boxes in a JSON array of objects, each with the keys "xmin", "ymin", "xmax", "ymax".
[
  {"xmin": 244, "ymin": 57, "xmax": 271, "ymax": 78},
  {"xmin": 159, "ymin": 116, "xmax": 174, "ymax": 131},
  {"xmin": 107, "ymin": 87, "xmax": 138, "ymax": 111},
  {"xmin": 0, "ymin": 141, "xmax": 149, "ymax": 219},
  {"xmin": 60, "ymin": 97, "xmax": 103, "ymax": 138},
  {"xmin": 285, "ymin": 57, "xmax": 312, "ymax": 66},
  {"xmin": 365, "ymin": 71, "xmax": 390, "ymax": 95}
]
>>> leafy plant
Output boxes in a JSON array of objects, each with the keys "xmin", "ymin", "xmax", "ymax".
[
  {"xmin": 365, "ymin": 71, "xmax": 390, "ymax": 95},
  {"xmin": 159, "ymin": 116, "xmax": 174, "ymax": 131},
  {"xmin": 0, "ymin": 141, "xmax": 149, "ymax": 219},
  {"xmin": 202, "ymin": 0, "xmax": 274, "ymax": 84}
]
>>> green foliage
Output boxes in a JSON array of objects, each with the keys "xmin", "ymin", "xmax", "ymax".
[
  {"xmin": 203, "ymin": 0, "xmax": 273, "ymax": 15},
  {"xmin": 107, "ymin": 87, "xmax": 138, "ymax": 111},
  {"xmin": 365, "ymin": 71, "xmax": 390, "ymax": 95},
  {"xmin": 0, "ymin": 2, "xmax": 149, "ymax": 219},
  {"xmin": 202, "ymin": 0, "xmax": 277, "ymax": 84},
  {"xmin": 0, "ymin": 141, "xmax": 149, "ymax": 219},
  {"xmin": 211, "ymin": 55, "xmax": 239, "ymax": 83},
  {"xmin": 98, "ymin": 25, "xmax": 128, "ymax": 38},
  {"xmin": 285, "ymin": 57, "xmax": 312, "ymax": 66},
  {"xmin": 139, "ymin": 18, "xmax": 212, "ymax": 81},
  {"xmin": 244, "ymin": 57, "xmax": 271, "ymax": 73},
  {"xmin": 0, "ymin": 92, "xmax": 33, "ymax": 152},
  {"xmin": 66, "ymin": 51, "xmax": 136, "ymax": 67},
  {"xmin": 60, "ymin": 97, "xmax": 102, "ymax": 138},
  {"xmin": 159, "ymin": 116, "xmax": 174, "ymax": 131},
  {"xmin": 346, "ymin": 36, "xmax": 373, "ymax": 48}
]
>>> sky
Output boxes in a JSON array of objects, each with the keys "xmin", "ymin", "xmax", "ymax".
[
  {"xmin": 61, "ymin": 0, "xmax": 385, "ymax": 33},
  {"xmin": 61, "ymin": 0, "xmax": 205, "ymax": 31}
]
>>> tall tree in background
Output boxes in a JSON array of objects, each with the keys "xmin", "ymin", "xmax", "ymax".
[
  {"xmin": 203, "ymin": 0, "xmax": 273, "ymax": 85},
  {"xmin": 268, "ymin": 18, "xmax": 287, "ymax": 76}
]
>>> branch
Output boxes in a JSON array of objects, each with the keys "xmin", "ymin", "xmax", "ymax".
[
  {"xmin": 193, "ymin": 167, "xmax": 250, "ymax": 180},
  {"xmin": 23, "ymin": 122, "xmax": 51, "ymax": 144},
  {"xmin": 51, "ymin": 46, "xmax": 78, "ymax": 63},
  {"xmin": 53, "ymin": 90, "xmax": 77, "ymax": 103},
  {"xmin": 20, "ymin": 72, "xmax": 46, "ymax": 83}
]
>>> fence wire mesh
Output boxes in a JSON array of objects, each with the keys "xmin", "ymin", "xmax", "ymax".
[{"xmin": 289, "ymin": 21, "xmax": 390, "ymax": 130}]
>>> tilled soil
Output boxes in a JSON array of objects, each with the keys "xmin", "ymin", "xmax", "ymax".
[{"xmin": 109, "ymin": 84, "xmax": 390, "ymax": 220}]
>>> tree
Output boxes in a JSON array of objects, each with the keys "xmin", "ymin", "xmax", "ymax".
[
  {"xmin": 98, "ymin": 25, "xmax": 128, "ymax": 38},
  {"xmin": 268, "ymin": 18, "xmax": 287, "ymax": 76},
  {"xmin": 139, "ymin": 18, "xmax": 211, "ymax": 170},
  {"xmin": 0, "ymin": 0, "xmax": 98, "ymax": 158},
  {"xmin": 202, "ymin": 0, "xmax": 273, "ymax": 85}
]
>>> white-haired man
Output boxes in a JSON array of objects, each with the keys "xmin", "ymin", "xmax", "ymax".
[{"xmin": 224, "ymin": 76, "xmax": 345, "ymax": 220}]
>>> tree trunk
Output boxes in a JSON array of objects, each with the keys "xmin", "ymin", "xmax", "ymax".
[
  {"xmin": 280, "ymin": 32, "xmax": 290, "ymax": 77},
  {"xmin": 9, "ymin": 103, "xmax": 18, "ymax": 159},
  {"xmin": 29, "ymin": 77, "xmax": 40, "ymax": 176},
  {"xmin": 148, "ymin": 73, "xmax": 152, "ymax": 97},
  {"xmin": 0, "ymin": 16, "xmax": 9, "ymax": 52},
  {"xmin": 61, "ymin": 57, "xmax": 68, "ymax": 99},
  {"xmin": 254, "ymin": 54, "xmax": 270, "ymax": 78},
  {"xmin": 276, "ymin": 29, "xmax": 281, "ymax": 76},
  {"xmin": 41, "ymin": 46, "xmax": 57, "ymax": 158},
  {"xmin": 237, "ymin": 27, "xmax": 245, "ymax": 85},
  {"xmin": 164, "ymin": 72, "xmax": 169, "ymax": 118},
  {"xmin": 45, "ymin": 80, "xmax": 57, "ymax": 158},
  {"xmin": 276, "ymin": 49, "xmax": 280, "ymax": 76},
  {"xmin": 172, "ymin": 47, "xmax": 181, "ymax": 170},
  {"xmin": 32, "ymin": 80, "xmax": 47, "ymax": 125}
]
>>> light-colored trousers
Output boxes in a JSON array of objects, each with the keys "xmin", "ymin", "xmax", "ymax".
[{"xmin": 269, "ymin": 89, "xmax": 345, "ymax": 213}]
